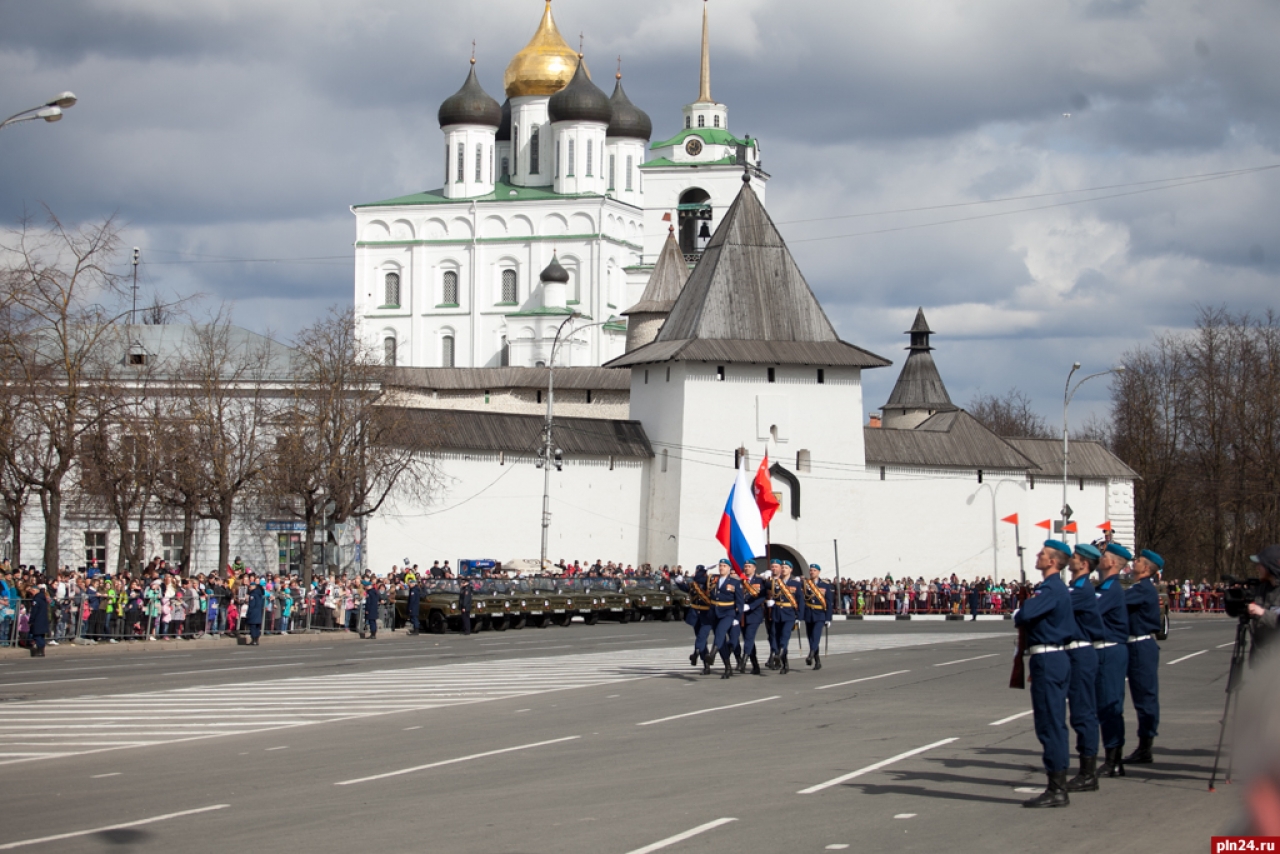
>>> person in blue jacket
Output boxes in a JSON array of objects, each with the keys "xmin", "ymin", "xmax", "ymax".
[
  {"xmin": 1094, "ymin": 542, "xmax": 1133, "ymax": 777},
  {"xmin": 1124, "ymin": 549, "xmax": 1164, "ymax": 765},
  {"xmin": 245, "ymin": 578, "xmax": 265, "ymax": 646},
  {"xmin": 769, "ymin": 561, "xmax": 805, "ymax": 674},
  {"xmin": 1064, "ymin": 543, "xmax": 1105, "ymax": 792},
  {"xmin": 27, "ymin": 583, "xmax": 50, "ymax": 658},
  {"xmin": 707, "ymin": 559, "xmax": 743, "ymax": 679},
  {"xmin": 675, "ymin": 567, "xmax": 713, "ymax": 672},
  {"xmin": 738, "ymin": 560, "xmax": 768, "ymax": 675},
  {"xmin": 803, "ymin": 564, "xmax": 835, "ymax": 671},
  {"xmin": 1014, "ymin": 540, "xmax": 1079, "ymax": 808}
]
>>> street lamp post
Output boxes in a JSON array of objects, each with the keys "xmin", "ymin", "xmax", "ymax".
[
  {"xmin": 0, "ymin": 92, "xmax": 77, "ymax": 132},
  {"xmin": 1062, "ymin": 362, "xmax": 1125, "ymax": 535},
  {"xmin": 538, "ymin": 315, "xmax": 611, "ymax": 571},
  {"xmin": 967, "ymin": 478, "xmax": 1025, "ymax": 584}
]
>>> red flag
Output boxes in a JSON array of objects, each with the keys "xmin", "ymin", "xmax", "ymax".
[
  {"xmin": 753, "ymin": 453, "xmax": 781, "ymax": 528},
  {"xmin": 1065, "ymin": 521, "xmax": 1078, "ymax": 533},
  {"xmin": 1035, "ymin": 519, "xmax": 1052, "ymax": 530},
  {"xmin": 1001, "ymin": 513, "xmax": 1019, "ymax": 525},
  {"xmin": 1098, "ymin": 520, "xmax": 1113, "ymax": 531}
]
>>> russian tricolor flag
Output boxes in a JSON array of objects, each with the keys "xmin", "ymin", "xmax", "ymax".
[{"xmin": 716, "ymin": 457, "xmax": 767, "ymax": 576}]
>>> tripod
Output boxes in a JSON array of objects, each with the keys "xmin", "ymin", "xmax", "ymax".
[{"xmin": 1208, "ymin": 616, "xmax": 1251, "ymax": 792}]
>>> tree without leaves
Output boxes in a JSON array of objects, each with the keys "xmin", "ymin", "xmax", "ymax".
[{"xmin": 966, "ymin": 388, "xmax": 1053, "ymax": 439}]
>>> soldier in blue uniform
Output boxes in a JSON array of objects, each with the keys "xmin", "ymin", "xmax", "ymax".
[
  {"xmin": 708, "ymin": 559, "xmax": 744, "ymax": 679},
  {"xmin": 1124, "ymin": 549, "xmax": 1164, "ymax": 765},
  {"xmin": 739, "ymin": 560, "xmax": 768, "ymax": 675},
  {"xmin": 407, "ymin": 578, "xmax": 422, "ymax": 635},
  {"xmin": 764, "ymin": 558, "xmax": 783, "ymax": 669},
  {"xmin": 1064, "ymin": 543, "xmax": 1104, "ymax": 792},
  {"xmin": 675, "ymin": 567, "xmax": 713, "ymax": 672},
  {"xmin": 1014, "ymin": 539, "xmax": 1079, "ymax": 808},
  {"xmin": 769, "ymin": 560, "xmax": 805, "ymax": 674},
  {"xmin": 803, "ymin": 564, "xmax": 835, "ymax": 670},
  {"xmin": 1094, "ymin": 542, "xmax": 1132, "ymax": 777}
]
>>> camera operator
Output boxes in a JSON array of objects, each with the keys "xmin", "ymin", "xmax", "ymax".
[{"xmin": 1247, "ymin": 544, "xmax": 1280, "ymax": 656}]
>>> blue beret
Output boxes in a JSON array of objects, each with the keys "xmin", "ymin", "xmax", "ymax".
[
  {"xmin": 809, "ymin": 564, "xmax": 821, "ymax": 571},
  {"xmin": 718, "ymin": 558, "xmax": 732, "ymax": 566},
  {"xmin": 1044, "ymin": 539, "xmax": 1072, "ymax": 557},
  {"xmin": 782, "ymin": 560, "xmax": 794, "ymax": 568},
  {"xmin": 1140, "ymin": 549, "xmax": 1164, "ymax": 569},
  {"xmin": 769, "ymin": 557, "xmax": 782, "ymax": 564},
  {"xmin": 1105, "ymin": 543, "xmax": 1133, "ymax": 561},
  {"xmin": 694, "ymin": 565, "xmax": 705, "ymax": 573},
  {"xmin": 1074, "ymin": 544, "xmax": 1102, "ymax": 562}
]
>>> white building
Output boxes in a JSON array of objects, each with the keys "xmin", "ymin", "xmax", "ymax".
[
  {"xmin": 368, "ymin": 178, "xmax": 1136, "ymax": 581},
  {"xmin": 352, "ymin": 1, "xmax": 765, "ymax": 372}
]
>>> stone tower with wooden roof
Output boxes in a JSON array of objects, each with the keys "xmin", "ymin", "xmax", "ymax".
[
  {"xmin": 621, "ymin": 227, "xmax": 689, "ymax": 353},
  {"xmin": 881, "ymin": 308, "xmax": 957, "ymax": 429}
]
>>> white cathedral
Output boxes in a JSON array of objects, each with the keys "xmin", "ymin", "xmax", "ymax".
[{"xmin": 361, "ymin": 2, "xmax": 1138, "ymax": 581}]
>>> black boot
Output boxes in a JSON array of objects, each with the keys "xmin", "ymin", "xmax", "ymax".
[
  {"xmin": 1098, "ymin": 746, "xmax": 1126, "ymax": 778},
  {"xmin": 1065, "ymin": 754, "xmax": 1099, "ymax": 792},
  {"xmin": 1022, "ymin": 772, "xmax": 1070, "ymax": 808},
  {"xmin": 1123, "ymin": 737, "xmax": 1154, "ymax": 765},
  {"xmin": 734, "ymin": 650, "xmax": 745, "ymax": 674},
  {"xmin": 813, "ymin": 652, "xmax": 822, "ymax": 671},
  {"xmin": 701, "ymin": 652, "xmax": 713, "ymax": 676},
  {"xmin": 721, "ymin": 660, "xmax": 733, "ymax": 679},
  {"xmin": 689, "ymin": 651, "xmax": 699, "ymax": 666},
  {"xmin": 805, "ymin": 650, "xmax": 814, "ymax": 666},
  {"xmin": 779, "ymin": 650, "xmax": 790, "ymax": 675},
  {"xmin": 750, "ymin": 651, "xmax": 762, "ymax": 675},
  {"xmin": 765, "ymin": 653, "xmax": 779, "ymax": 670},
  {"xmin": 28, "ymin": 646, "xmax": 37, "ymax": 657}
]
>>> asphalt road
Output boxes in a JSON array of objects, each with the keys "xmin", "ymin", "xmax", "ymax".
[{"xmin": 0, "ymin": 616, "xmax": 1243, "ymax": 853}]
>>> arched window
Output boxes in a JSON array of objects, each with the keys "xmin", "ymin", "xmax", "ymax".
[
  {"xmin": 513, "ymin": 126, "xmax": 519, "ymax": 176},
  {"xmin": 442, "ymin": 270, "xmax": 459, "ymax": 305},
  {"xmin": 714, "ymin": 115, "xmax": 721, "ymax": 128},
  {"xmin": 585, "ymin": 140, "xmax": 593, "ymax": 177},
  {"xmin": 501, "ymin": 156, "xmax": 510, "ymax": 178},
  {"xmin": 555, "ymin": 141, "xmax": 561, "ymax": 178},
  {"xmin": 441, "ymin": 335, "xmax": 455, "ymax": 368},
  {"xmin": 501, "ymin": 269, "xmax": 517, "ymax": 304},
  {"xmin": 797, "ymin": 450, "xmax": 811, "ymax": 473},
  {"xmin": 608, "ymin": 154, "xmax": 615, "ymax": 190},
  {"xmin": 625, "ymin": 155, "xmax": 633, "ymax": 191},
  {"xmin": 456, "ymin": 142, "xmax": 464, "ymax": 183},
  {"xmin": 384, "ymin": 335, "xmax": 397, "ymax": 367},
  {"xmin": 444, "ymin": 144, "xmax": 449, "ymax": 183},
  {"xmin": 383, "ymin": 272, "xmax": 400, "ymax": 307},
  {"xmin": 697, "ymin": 115, "xmax": 705, "ymax": 128},
  {"xmin": 529, "ymin": 128, "xmax": 540, "ymax": 175},
  {"xmin": 567, "ymin": 139, "xmax": 575, "ymax": 176},
  {"xmin": 685, "ymin": 116, "xmax": 691, "ymax": 129},
  {"xmin": 475, "ymin": 143, "xmax": 483, "ymax": 182}
]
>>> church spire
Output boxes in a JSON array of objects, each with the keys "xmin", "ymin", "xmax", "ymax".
[{"xmin": 698, "ymin": 0, "xmax": 713, "ymax": 103}]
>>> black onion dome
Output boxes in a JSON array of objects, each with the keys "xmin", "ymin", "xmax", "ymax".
[
  {"xmin": 540, "ymin": 254, "xmax": 571, "ymax": 284},
  {"xmin": 496, "ymin": 99, "xmax": 512, "ymax": 141},
  {"xmin": 438, "ymin": 63, "xmax": 503, "ymax": 129},
  {"xmin": 607, "ymin": 77, "xmax": 652, "ymax": 140},
  {"xmin": 548, "ymin": 57, "xmax": 612, "ymax": 125}
]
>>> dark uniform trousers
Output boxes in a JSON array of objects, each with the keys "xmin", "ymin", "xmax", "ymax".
[
  {"xmin": 1093, "ymin": 577, "xmax": 1130, "ymax": 750},
  {"xmin": 709, "ymin": 576, "xmax": 743, "ymax": 666},
  {"xmin": 1067, "ymin": 645, "xmax": 1099, "ymax": 757},
  {"xmin": 1031, "ymin": 651, "xmax": 1072, "ymax": 773},
  {"xmin": 1125, "ymin": 578, "xmax": 1162, "ymax": 740}
]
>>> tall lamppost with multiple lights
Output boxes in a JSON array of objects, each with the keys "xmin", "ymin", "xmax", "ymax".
[
  {"xmin": 1061, "ymin": 362, "xmax": 1125, "ymax": 535},
  {"xmin": 0, "ymin": 92, "xmax": 77, "ymax": 132}
]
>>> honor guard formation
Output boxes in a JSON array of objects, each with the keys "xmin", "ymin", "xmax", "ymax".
[
  {"xmin": 675, "ymin": 558, "xmax": 834, "ymax": 678},
  {"xmin": 1014, "ymin": 538, "xmax": 1164, "ymax": 808}
]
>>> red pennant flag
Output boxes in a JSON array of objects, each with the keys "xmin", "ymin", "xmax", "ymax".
[
  {"xmin": 753, "ymin": 453, "xmax": 781, "ymax": 528},
  {"xmin": 1098, "ymin": 520, "xmax": 1113, "ymax": 531},
  {"xmin": 1035, "ymin": 519, "xmax": 1052, "ymax": 530},
  {"xmin": 1000, "ymin": 513, "xmax": 1019, "ymax": 525},
  {"xmin": 1065, "ymin": 521, "xmax": 1078, "ymax": 533}
]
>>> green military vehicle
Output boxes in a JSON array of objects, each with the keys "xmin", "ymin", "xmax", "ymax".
[
  {"xmin": 509, "ymin": 579, "xmax": 576, "ymax": 628},
  {"xmin": 564, "ymin": 577, "xmax": 628, "ymax": 624},
  {"xmin": 395, "ymin": 580, "xmax": 511, "ymax": 634},
  {"xmin": 622, "ymin": 576, "xmax": 675, "ymax": 621}
]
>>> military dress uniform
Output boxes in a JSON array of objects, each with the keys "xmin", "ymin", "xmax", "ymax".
[
  {"xmin": 1124, "ymin": 550, "xmax": 1164, "ymax": 764},
  {"xmin": 676, "ymin": 568, "xmax": 714, "ymax": 670},
  {"xmin": 739, "ymin": 570, "xmax": 768, "ymax": 675},
  {"xmin": 1065, "ymin": 544, "xmax": 1104, "ymax": 792},
  {"xmin": 803, "ymin": 566, "xmax": 835, "ymax": 670},
  {"xmin": 407, "ymin": 581, "xmax": 422, "ymax": 635},
  {"xmin": 1013, "ymin": 541, "xmax": 1079, "ymax": 808},
  {"xmin": 708, "ymin": 561, "xmax": 744, "ymax": 679},
  {"xmin": 769, "ymin": 564, "xmax": 805, "ymax": 674},
  {"xmin": 1094, "ymin": 543, "xmax": 1131, "ymax": 777}
]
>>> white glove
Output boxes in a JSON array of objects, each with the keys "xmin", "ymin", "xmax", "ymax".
[
  {"xmin": 732, "ymin": 620, "xmax": 739, "ymax": 626},
  {"xmin": 767, "ymin": 600, "xmax": 775, "ymax": 607}
]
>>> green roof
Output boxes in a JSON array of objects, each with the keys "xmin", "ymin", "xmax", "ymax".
[
  {"xmin": 650, "ymin": 127, "xmax": 757, "ymax": 151},
  {"xmin": 505, "ymin": 306, "xmax": 596, "ymax": 319},
  {"xmin": 640, "ymin": 155, "xmax": 739, "ymax": 169},
  {"xmin": 355, "ymin": 180, "xmax": 600, "ymax": 209}
]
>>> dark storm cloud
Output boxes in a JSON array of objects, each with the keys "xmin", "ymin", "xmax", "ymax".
[{"xmin": 1, "ymin": 0, "xmax": 1277, "ymax": 421}]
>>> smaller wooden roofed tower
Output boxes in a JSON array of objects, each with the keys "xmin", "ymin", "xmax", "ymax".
[
  {"xmin": 621, "ymin": 227, "xmax": 689, "ymax": 353},
  {"xmin": 607, "ymin": 175, "xmax": 890, "ymax": 370},
  {"xmin": 881, "ymin": 308, "xmax": 957, "ymax": 429}
]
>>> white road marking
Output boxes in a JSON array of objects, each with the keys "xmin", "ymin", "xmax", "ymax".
[
  {"xmin": 637, "ymin": 696, "xmax": 779, "ymax": 726},
  {"xmin": 91, "ymin": 772, "xmax": 121, "ymax": 778},
  {"xmin": 624, "ymin": 818, "xmax": 737, "ymax": 854},
  {"xmin": 933, "ymin": 654, "xmax": 999, "ymax": 667},
  {"xmin": 335, "ymin": 735, "xmax": 580, "ymax": 785},
  {"xmin": 162, "ymin": 663, "xmax": 306, "ymax": 676},
  {"xmin": 826, "ymin": 846, "xmax": 851, "ymax": 851},
  {"xmin": 265, "ymin": 746, "xmax": 288, "ymax": 751},
  {"xmin": 0, "ymin": 804, "xmax": 229, "ymax": 850},
  {"xmin": 403, "ymin": 726, "xmax": 421, "ymax": 731},
  {"xmin": 893, "ymin": 814, "xmax": 917, "ymax": 819},
  {"xmin": 816, "ymin": 670, "xmax": 910, "ymax": 691},
  {"xmin": 990, "ymin": 710, "xmax": 1034, "ymax": 726},
  {"xmin": 1014, "ymin": 786, "xmax": 1042, "ymax": 793},
  {"xmin": 1167, "ymin": 650, "xmax": 1208, "ymax": 664},
  {"xmin": 0, "ymin": 677, "xmax": 107, "ymax": 688},
  {"xmin": 1217, "ymin": 642, "xmax": 1235, "ymax": 649},
  {"xmin": 798, "ymin": 738, "xmax": 959, "ymax": 794}
]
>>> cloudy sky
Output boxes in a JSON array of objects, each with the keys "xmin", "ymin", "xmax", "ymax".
[{"xmin": 2, "ymin": 0, "xmax": 1277, "ymax": 424}]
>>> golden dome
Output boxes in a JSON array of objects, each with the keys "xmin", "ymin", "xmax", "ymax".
[{"xmin": 504, "ymin": 1, "xmax": 588, "ymax": 98}]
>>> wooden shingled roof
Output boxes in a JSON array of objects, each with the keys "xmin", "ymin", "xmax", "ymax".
[
  {"xmin": 622, "ymin": 229, "xmax": 688, "ymax": 316},
  {"xmin": 383, "ymin": 366, "xmax": 630, "ymax": 392},
  {"xmin": 381, "ymin": 408, "xmax": 653, "ymax": 458},
  {"xmin": 607, "ymin": 179, "xmax": 891, "ymax": 369},
  {"xmin": 1003, "ymin": 437, "xmax": 1139, "ymax": 479},
  {"xmin": 864, "ymin": 410, "xmax": 1035, "ymax": 470}
]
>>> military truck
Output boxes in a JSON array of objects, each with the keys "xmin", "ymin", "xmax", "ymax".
[
  {"xmin": 564, "ymin": 577, "xmax": 627, "ymax": 624},
  {"xmin": 622, "ymin": 577, "xmax": 675, "ymax": 621},
  {"xmin": 395, "ymin": 580, "xmax": 509, "ymax": 634}
]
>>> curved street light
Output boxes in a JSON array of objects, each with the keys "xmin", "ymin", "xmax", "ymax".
[
  {"xmin": 1, "ymin": 92, "xmax": 78, "ymax": 132},
  {"xmin": 1061, "ymin": 362, "xmax": 1125, "ymax": 535},
  {"xmin": 538, "ymin": 314, "xmax": 613, "ymax": 570}
]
